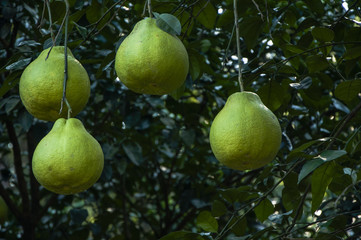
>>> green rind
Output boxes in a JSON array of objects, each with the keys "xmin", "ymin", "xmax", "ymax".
[
  {"xmin": 19, "ymin": 46, "xmax": 90, "ymax": 121},
  {"xmin": 209, "ymin": 91, "xmax": 282, "ymax": 171},
  {"xmin": 32, "ymin": 118, "xmax": 104, "ymax": 195},
  {"xmin": 115, "ymin": 18, "xmax": 189, "ymax": 95}
]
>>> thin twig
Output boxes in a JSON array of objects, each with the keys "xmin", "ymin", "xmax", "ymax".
[
  {"xmin": 45, "ymin": 0, "xmax": 55, "ymax": 43},
  {"xmin": 59, "ymin": 0, "xmax": 72, "ymax": 118},
  {"xmin": 148, "ymin": 0, "xmax": 153, "ymax": 18},
  {"xmin": 46, "ymin": 5, "xmax": 68, "ymax": 60},
  {"xmin": 284, "ymin": 184, "xmax": 311, "ymax": 236},
  {"xmin": 327, "ymin": 99, "xmax": 361, "ymax": 149},
  {"xmin": 181, "ymin": 0, "xmax": 209, "ymax": 41},
  {"xmin": 233, "ymin": 0, "xmax": 244, "ymax": 91},
  {"xmin": 331, "ymin": 0, "xmax": 361, "ymax": 29},
  {"xmin": 215, "ymin": 158, "xmax": 304, "ymax": 239},
  {"xmin": 37, "ymin": 0, "xmax": 46, "ymax": 30},
  {"xmin": 242, "ymin": 41, "xmax": 361, "ymax": 77},
  {"xmin": 251, "ymin": 0, "xmax": 264, "ymax": 21},
  {"xmin": 74, "ymin": 0, "xmax": 126, "ymax": 50}
]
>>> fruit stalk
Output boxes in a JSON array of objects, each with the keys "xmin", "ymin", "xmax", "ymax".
[
  {"xmin": 60, "ymin": 0, "xmax": 72, "ymax": 118},
  {"xmin": 147, "ymin": 0, "xmax": 152, "ymax": 17},
  {"xmin": 233, "ymin": 0, "xmax": 244, "ymax": 92}
]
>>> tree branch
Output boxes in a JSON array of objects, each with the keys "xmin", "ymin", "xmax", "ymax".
[{"xmin": 5, "ymin": 120, "xmax": 30, "ymax": 215}]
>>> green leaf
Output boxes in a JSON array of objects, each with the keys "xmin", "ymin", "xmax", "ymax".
[
  {"xmin": 344, "ymin": 46, "xmax": 361, "ymax": 59},
  {"xmin": 0, "ymin": 71, "xmax": 21, "ymax": 98},
  {"xmin": 70, "ymin": 209, "xmax": 88, "ymax": 225},
  {"xmin": 5, "ymin": 58, "xmax": 32, "ymax": 71},
  {"xmin": 304, "ymin": 0, "xmax": 325, "ymax": 15},
  {"xmin": 335, "ymin": 79, "xmax": 361, "ymax": 103},
  {"xmin": 196, "ymin": 210, "xmax": 218, "ymax": 233},
  {"xmin": 311, "ymin": 161, "xmax": 337, "ymax": 212},
  {"xmin": 317, "ymin": 150, "xmax": 347, "ymax": 161},
  {"xmin": 283, "ymin": 44, "xmax": 305, "ymax": 54},
  {"xmin": 154, "ymin": 13, "xmax": 181, "ymax": 35},
  {"xmin": 290, "ymin": 138, "xmax": 330, "ymax": 154},
  {"xmin": 169, "ymin": 82, "xmax": 186, "ymax": 100},
  {"xmin": 254, "ymin": 198, "xmax": 274, "ymax": 222},
  {"xmin": 298, "ymin": 159, "xmax": 324, "ymax": 184},
  {"xmin": 311, "ymin": 27, "xmax": 334, "ymax": 42},
  {"xmin": 122, "ymin": 141, "xmax": 143, "ymax": 166},
  {"xmin": 211, "ymin": 200, "xmax": 227, "ymax": 217},
  {"xmin": 239, "ymin": 16, "xmax": 264, "ymax": 50},
  {"xmin": 189, "ymin": 54, "xmax": 201, "ymax": 81},
  {"xmin": 193, "ymin": 0, "xmax": 217, "ymax": 29},
  {"xmin": 159, "ymin": 231, "xmax": 204, "ymax": 240},
  {"xmin": 257, "ymin": 81, "xmax": 285, "ymax": 111},
  {"xmin": 230, "ymin": 216, "xmax": 247, "ymax": 236},
  {"xmin": 298, "ymin": 150, "xmax": 346, "ymax": 183},
  {"xmin": 73, "ymin": 21, "xmax": 88, "ymax": 39},
  {"xmin": 306, "ymin": 55, "xmax": 329, "ymax": 73}
]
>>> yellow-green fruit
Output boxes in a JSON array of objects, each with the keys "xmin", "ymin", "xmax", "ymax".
[
  {"xmin": 115, "ymin": 18, "xmax": 189, "ymax": 95},
  {"xmin": 0, "ymin": 197, "xmax": 8, "ymax": 224},
  {"xmin": 19, "ymin": 46, "xmax": 90, "ymax": 121},
  {"xmin": 209, "ymin": 91, "xmax": 282, "ymax": 171},
  {"xmin": 32, "ymin": 118, "xmax": 104, "ymax": 195}
]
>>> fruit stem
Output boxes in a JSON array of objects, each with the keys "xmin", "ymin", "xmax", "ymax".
[
  {"xmin": 147, "ymin": 0, "xmax": 152, "ymax": 18},
  {"xmin": 233, "ymin": 0, "xmax": 244, "ymax": 92},
  {"xmin": 59, "ymin": 0, "xmax": 72, "ymax": 118}
]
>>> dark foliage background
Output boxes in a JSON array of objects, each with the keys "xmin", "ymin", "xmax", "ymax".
[{"xmin": 1, "ymin": 0, "xmax": 361, "ymax": 239}]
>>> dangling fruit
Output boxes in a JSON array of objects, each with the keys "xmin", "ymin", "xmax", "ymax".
[
  {"xmin": 32, "ymin": 118, "xmax": 104, "ymax": 195},
  {"xmin": 19, "ymin": 46, "xmax": 90, "ymax": 121},
  {"xmin": 115, "ymin": 18, "xmax": 189, "ymax": 95},
  {"xmin": 209, "ymin": 91, "xmax": 282, "ymax": 171}
]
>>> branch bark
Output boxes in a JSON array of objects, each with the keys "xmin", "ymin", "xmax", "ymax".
[{"xmin": 5, "ymin": 120, "xmax": 30, "ymax": 215}]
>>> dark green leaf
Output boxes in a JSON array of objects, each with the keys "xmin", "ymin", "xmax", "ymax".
[
  {"xmin": 0, "ymin": 71, "xmax": 21, "ymax": 98},
  {"xmin": 122, "ymin": 141, "xmax": 143, "ymax": 166},
  {"xmin": 70, "ymin": 209, "xmax": 88, "ymax": 225},
  {"xmin": 298, "ymin": 150, "xmax": 346, "ymax": 183},
  {"xmin": 239, "ymin": 17, "xmax": 264, "ymax": 50},
  {"xmin": 196, "ymin": 210, "xmax": 218, "ymax": 233},
  {"xmin": 193, "ymin": 0, "xmax": 217, "ymax": 30},
  {"xmin": 298, "ymin": 159, "xmax": 324, "ymax": 184},
  {"xmin": 306, "ymin": 55, "xmax": 329, "ymax": 73},
  {"xmin": 230, "ymin": 216, "xmax": 247, "ymax": 236},
  {"xmin": 169, "ymin": 82, "xmax": 186, "ymax": 100},
  {"xmin": 257, "ymin": 81, "xmax": 285, "ymax": 111},
  {"xmin": 335, "ymin": 79, "xmax": 361, "ymax": 103},
  {"xmin": 73, "ymin": 21, "xmax": 88, "ymax": 39},
  {"xmin": 154, "ymin": 13, "xmax": 181, "ymax": 35},
  {"xmin": 311, "ymin": 27, "xmax": 334, "ymax": 42},
  {"xmin": 5, "ymin": 58, "xmax": 32, "ymax": 71},
  {"xmin": 254, "ymin": 198, "xmax": 274, "ymax": 222},
  {"xmin": 304, "ymin": 0, "xmax": 325, "ymax": 15},
  {"xmin": 159, "ymin": 231, "xmax": 204, "ymax": 240},
  {"xmin": 211, "ymin": 200, "xmax": 227, "ymax": 217},
  {"xmin": 344, "ymin": 46, "xmax": 361, "ymax": 59},
  {"xmin": 311, "ymin": 161, "xmax": 337, "ymax": 212}
]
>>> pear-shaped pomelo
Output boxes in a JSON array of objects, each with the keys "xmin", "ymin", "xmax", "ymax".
[
  {"xmin": 209, "ymin": 91, "xmax": 282, "ymax": 171},
  {"xmin": 19, "ymin": 46, "xmax": 90, "ymax": 121},
  {"xmin": 32, "ymin": 118, "xmax": 104, "ymax": 195},
  {"xmin": 115, "ymin": 18, "xmax": 189, "ymax": 95}
]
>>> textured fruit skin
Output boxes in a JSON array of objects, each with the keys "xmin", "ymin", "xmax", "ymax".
[
  {"xmin": 32, "ymin": 118, "xmax": 104, "ymax": 195},
  {"xmin": 19, "ymin": 46, "xmax": 90, "ymax": 121},
  {"xmin": 115, "ymin": 18, "xmax": 189, "ymax": 95},
  {"xmin": 209, "ymin": 91, "xmax": 282, "ymax": 171}
]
